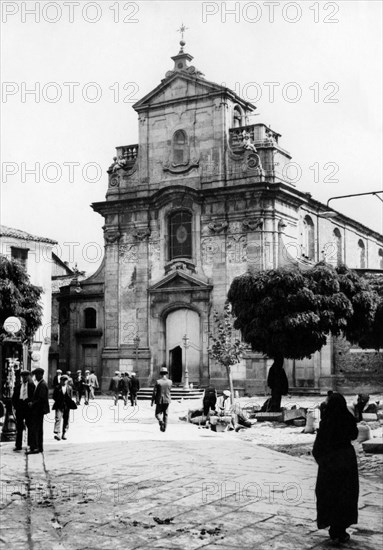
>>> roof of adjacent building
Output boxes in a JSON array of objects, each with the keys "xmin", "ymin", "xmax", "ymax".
[{"xmin": 0, "ymin": 225, "xmax": 57, "ymax": 245}]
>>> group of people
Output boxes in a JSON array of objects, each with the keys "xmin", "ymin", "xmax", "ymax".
[
  {"xmin": 52, "ymin": 368, "xmax": 99, "ymax": 405},
  {"xmin": 109, "ymin": 370, "xmax": 140, "ymax": 406},
  {"xmin": 9, "ymin": 359, "xmax": 362, "ymax": 545},
  {"xmin": 12, "ymin": 367, "xmax": 49, "ymax": 454}
]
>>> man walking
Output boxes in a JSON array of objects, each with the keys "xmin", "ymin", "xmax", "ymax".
[
  {"xmin": 12, "ymin": 370, "xmax": 35, "ymax": 451},
  {"xmin": 88, "ymin": 369, "xmax": 99, "ymax": 400},
  {"xmin": 109, "ymin": 371, "xmax": 121, "ymax": 405},
  {"xmin": 73, "ymin": 370, "xmax": 85, "ymax": 405},
  {"xmin": 28, "ymin": 367, "xmax": 50, "ymax": 454},
  {"xmin": 151, "ymin": 367, "xmax": 172, "ymax": 432},
  {"xmin": 52, "ymin": 375, "xmax": 77, "ymax": 440},
  {"xmin": 120, "ymin": 373, "xmax": 130, "ymax": 406},
  {"xmin": 129, "ymin": 372, "xmax": 140, "ymax": 406},
  {"xmin": 83, "ymin": 370, "xmax": 91, "ymax": 405}
]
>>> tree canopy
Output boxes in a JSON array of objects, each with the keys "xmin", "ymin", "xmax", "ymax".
[
  {"xmin": 227, "ymin": 263, "xmax": 382, "ymax": 360},
  {"xmin": 0, "ymin": 255, "xmax": 43, "ymax": 342}
]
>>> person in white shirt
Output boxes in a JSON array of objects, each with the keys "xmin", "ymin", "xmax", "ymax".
[{"xmin": 216, "ymin": 390, "xmax": 232, "ymax": 415}]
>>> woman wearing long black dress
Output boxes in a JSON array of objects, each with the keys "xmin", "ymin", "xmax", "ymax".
[{"xmin": 312, "ymin": 392, "xmax": 359, "ymax": 544}]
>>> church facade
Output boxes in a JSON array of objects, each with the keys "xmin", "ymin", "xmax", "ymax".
[{"xmin": 58, "ymin": 43, "xmax": 383, "ymax": 394}]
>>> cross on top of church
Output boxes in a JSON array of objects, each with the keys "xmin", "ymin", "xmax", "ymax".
[{"xmin": 177, "ymin": 23, "xmax": 189, "ymax": 52}]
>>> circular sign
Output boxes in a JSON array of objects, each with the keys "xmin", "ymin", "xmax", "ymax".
[
  {"xmin": 3, "ymin": 317, "xmax": 21, "ymax": 334},
  {"xmin": 176, "ymin": 225, "xmax": 188, "ymax": 244}
]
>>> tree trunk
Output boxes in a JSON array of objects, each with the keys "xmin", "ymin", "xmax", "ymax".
[{"xmin": 226, "ymin": 365, "xmax": 235, "ymax": 404}]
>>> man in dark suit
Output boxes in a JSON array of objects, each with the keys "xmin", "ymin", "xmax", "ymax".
[
  {"xmin": 52, "ymin": 375, "xmax": 76, "ymax": 440},
  {"xmin": 12, "ymin": 370, "xmax": 35, "ymax": 451},
  {"xmin": 28, "ymin": 367, "xmax": 50, "ymax": 454},
  {"xmin": 73, "ymin": 370, "xmax": 85, "ymax": 405},
  {"xmin": 109, "ymin": 371, "xmax": 121, "ymax": 405},
  {"xmin": 119, "ymin": 373, "xmax": 130, "ymax": 406},
  {"xmin": 151, "ymin": 367, "xmax": 172, "ymax": 432},
  {"xmin": 129, "ymin": 372, "xmax": 140, "ymax": 406},
  {"xmin": 52, "ymin": 368, "xmax": 62, "ymax": 388}
]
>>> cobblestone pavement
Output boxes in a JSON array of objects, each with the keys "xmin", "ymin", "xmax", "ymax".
[{"xmin": 1, "ymin": 399, "xmax": 382, "ymax": 550}]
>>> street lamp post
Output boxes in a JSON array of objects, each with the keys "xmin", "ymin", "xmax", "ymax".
[
  {"xmin": 133, "ymin": 334, "xmax": 140, "ymax": 374},
  {"xmin": 320, "ymin": 190, "xmax": 383, "ymax": 220},
  {"xmin": 182, "ymin": 334, "xmax": 190, "ymax": 389},
  {"xmin": 327, "ymin": 190, "xmax": 383, "ymax": 208},
  {"xmin": 1, "ymin": 317, "xmax": 23, "ymax": 442}
]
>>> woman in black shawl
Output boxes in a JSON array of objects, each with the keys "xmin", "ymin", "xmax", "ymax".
[{"xmin": 312, "ymin": 392, "xmax": 359, "ymax": 543}]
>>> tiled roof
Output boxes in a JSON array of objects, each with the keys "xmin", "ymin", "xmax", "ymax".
[{"xmin": 0, "ymin": 225, "xmax": 57, "ymax": 245}]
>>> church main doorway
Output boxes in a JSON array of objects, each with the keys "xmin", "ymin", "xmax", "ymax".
[
  {"xmin": 169, "ymin": 346, "xmax": 182, "ymax": 383},
  {"xmin": 165, "ymin": 308, "xmax": 200, "ymax": 386}
]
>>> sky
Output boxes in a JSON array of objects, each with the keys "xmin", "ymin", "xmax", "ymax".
[{"xmin": 1, "ymin": 0, "xmax": 382, "ymax": 272}]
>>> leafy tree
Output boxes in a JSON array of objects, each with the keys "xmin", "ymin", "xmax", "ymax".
[
  {"xmin": 336, "ymin": 266, "xmax": 382, "ymax": 350},
  {"xmin": 357, "ymin": 271, "xmax": 383, "ymax": 350},
  {"xmin": 227, "ymin": 263, "xmax": 381, "ymax": 361},
  {"xmin": 208, "ymin": 303, "xmax": 247, "ymax": 400},
  {"xmin": 0, "ymin": 255, "xmax": 43, "ymax": 342}
]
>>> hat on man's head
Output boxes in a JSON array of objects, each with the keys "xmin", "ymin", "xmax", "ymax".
[
  {"xmin": 20, "ymin": 370, "xmax": 30, "ymax": 376},
  {"xmin": 115, "ymin": 370, "xmax": 120, "ymax": 375},
  {"xmin": 159, "ymin": 367, "xmax": 168, "ymax": 374},
  {"xmin": 61, "ymin": 375, "xmax": 69, "ymax": 381},
  {"xmin": 223, "ymin": 390, "xmax": 231, "ymax": 397},
  {"xmin": 130, "ymin": 372, "xmax": 136, "ymax": 376},
  {"xmin": 66, "ymin": 371, "xmax": 72, "ymax": 375},
  {"xmin": 76, "ymin": 370, "xmax": 82, "ymax": 374},
  {"xmin": 85, "ymin": 370, "xmax": 90, "ymax": 373},
  {"xmin": 32, "ymin": 367, "xmax": 44, "ymax": 375},
  {"xmin": 57, "ymin": 369, "xmax": 62, "ymax": 374}
]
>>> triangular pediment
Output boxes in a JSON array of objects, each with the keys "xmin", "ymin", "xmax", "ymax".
[
  {"xmin": 149, "ymin": 269, "xmax": 212, "ymax": 293},
  {"xmin": 133, "ymin": 72, "xmax": 254, "ymax": 112}
]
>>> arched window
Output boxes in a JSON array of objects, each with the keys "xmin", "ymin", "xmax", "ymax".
[
  {"xmin": 168, "ymin": 210, "xmax": 192, "ymax": 260},
  {"xmin": 233, "ymin": 106, "xmax": 242, "ymax": 128},
  {"xmin": 333, "ymin": 228, "xmax": 342, "ymax": 266},
  {"xmin": 379, "ymin": 248, "xmax": 383, "ymax": 269},
  {"xmin": 358, "ymin": 239, "xmax": 366, "ymax": 268},
  {"xmin": 302, "ymin": 215, "xmax": 315, "ymax": 260},
  {"xmin": 84, "ymin": 308, "xmax": 97, "ymax": 329},
  {"xmin": 173, "ymin": 130, "xmax": 187, "ymax": 165}
]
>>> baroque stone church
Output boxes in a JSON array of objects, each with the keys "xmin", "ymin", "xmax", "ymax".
[{"xmin": 58, "ymin": 40, "xmax": 383, "ymax": 394}]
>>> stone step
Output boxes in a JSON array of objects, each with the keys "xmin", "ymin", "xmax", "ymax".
[
  {"xmin": 362, "ymin": 438, "xmax": 383, "ymax": 454},
  {"xmin": 137, "ymin": 388, "xmax": 204, "ymax": 400}
]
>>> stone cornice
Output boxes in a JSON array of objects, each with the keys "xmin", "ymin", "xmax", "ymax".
[{"xmin": 92, "ymin": 182, "xmax": 383, "ymax": 243}]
